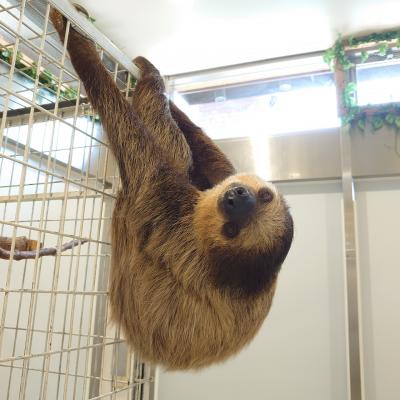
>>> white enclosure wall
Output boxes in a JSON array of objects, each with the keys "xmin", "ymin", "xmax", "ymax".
[
  {"xmin": 357, "ymin": 178, "xmax": 400, "ymax": 400},
  {"xmin": 157, "ymin": 181, "xmax": 349, "ymax": 400}
]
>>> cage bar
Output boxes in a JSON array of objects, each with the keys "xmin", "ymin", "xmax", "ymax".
[{"xmin": 0, "ymin": 1, "xmax": 152, "ymax": 399}]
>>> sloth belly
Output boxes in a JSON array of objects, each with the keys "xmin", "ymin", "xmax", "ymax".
[{"xmin": 110, "ymin": 254, "xmax": 272, "ymax": 370}]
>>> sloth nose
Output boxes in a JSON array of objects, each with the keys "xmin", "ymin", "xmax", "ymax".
[{"xmin": 222, "ymin": 186, "xmax": 256, "ymax": 222}]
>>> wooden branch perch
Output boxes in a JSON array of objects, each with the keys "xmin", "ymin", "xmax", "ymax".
[
  {"xmin": 0, "ymin": 239, "xmax": 88, "ymax": 261},
  {"xmin": 0, "ymin": 235, "xmax": 42, "ymax": 251}
]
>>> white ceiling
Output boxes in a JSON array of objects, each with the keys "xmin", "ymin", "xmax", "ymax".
[{"xmin": 76, "ymin": 0, "xmax": 400, "ymax": 75}]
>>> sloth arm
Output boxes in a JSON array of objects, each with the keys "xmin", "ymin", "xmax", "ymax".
[
  {"xmin": 169, "ymin": 101, "xmax": 236, "ymax": 190},
  {"xmin": 50, "ymin": 10, "xmax": 165, "ymax": 192},
  {"xmin": 131, "ymin": 57, "xmax": 192, "ymax": 177}
]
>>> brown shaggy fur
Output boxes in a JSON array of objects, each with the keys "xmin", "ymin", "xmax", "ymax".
[{"xmin": 50, "ymin": 8, "xmax": 294, "ymax": 370}]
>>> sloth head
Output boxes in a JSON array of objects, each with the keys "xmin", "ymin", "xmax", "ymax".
[{"xmin": 194, "ymin": 174, "xmax": 293, "ymax": 296}]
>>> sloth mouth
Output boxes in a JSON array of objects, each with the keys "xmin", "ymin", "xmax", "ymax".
[{"xmin": 222, "ymin": 221, "xmax": 240, "ymax": 239}]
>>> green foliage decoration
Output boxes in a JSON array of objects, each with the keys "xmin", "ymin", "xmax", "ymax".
[
  {"xmin": 323, "ymin": 36, "xmax": 354, "ymax": 70},
  {"xmin": 0, "ymin": 47, "xmax": 78, "ymax": 101},
  {"xmin": 360, "ymin": 51, "xmax": 369, "ymax": 63},
  {"xmin": 324, "ymin": 28, "xmax": 400, "ymax": 133},
  {"xmin": 0, "ymin": 45, "xmax": 133, "ymax": 104},
  {"xmin": 346, "ymin": 104, "xmax": 400, "ymax": 133},
  {"xmin": 324, "ymin": 29, "xmax": 400, "ymax": 70}
]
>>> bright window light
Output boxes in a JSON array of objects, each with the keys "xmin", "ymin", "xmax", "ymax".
[
  {"xmin": 356, "ymin": 59, "xmax": 400, "ymax": 106},
  {"xmin": 4, "ymin": 117, "xmax": 99, "ymax": 171},
  {"xmin": 173, "ymin": 72, "xmax": 339, "ymax": 140}
]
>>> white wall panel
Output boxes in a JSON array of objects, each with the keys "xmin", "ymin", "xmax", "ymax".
[{"xmin": 356, "ymin": 178, "xmax": 400, "ymax": 400}]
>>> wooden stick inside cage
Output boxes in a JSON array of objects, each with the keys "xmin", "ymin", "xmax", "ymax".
[{"xmin": 0, "ymin": 1, "xmax": 154, "ymax": 398}]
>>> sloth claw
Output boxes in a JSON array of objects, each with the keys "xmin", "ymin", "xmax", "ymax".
[{"xmin": 50, "ymin": 8, "xmax": 66, "ymax": 35}]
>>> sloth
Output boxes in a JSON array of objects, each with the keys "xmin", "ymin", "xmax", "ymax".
[{"xmin": 50, "ymin": 9, "xmax": 294, "ymax": 370}]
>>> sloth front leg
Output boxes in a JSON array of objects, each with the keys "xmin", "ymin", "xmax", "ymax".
[
  {"xmin": 50, "ymin": 8, "xmax": 160, "ymax": 190},
  {"xmin": 131, "ymin": 57, "xmax": 192, "ymax": 176}
]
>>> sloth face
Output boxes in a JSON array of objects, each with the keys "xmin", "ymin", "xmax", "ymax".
[
  {"xmin": 219, "ymin": 183, "xmax": 274, "ymax": 239},
  {"xmin": 195, "ymin": 174, "xmax": 292, "ymax": 249},
  {"xmin": 194, "ymin": 174, "xmax": 293, "ymax": 295}
]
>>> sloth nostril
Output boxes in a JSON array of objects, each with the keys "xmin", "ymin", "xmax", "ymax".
[
  {"xmin": 234, "ymin": 187, "xmax": 247, "ymax": 196},
  {"xmin": 228, "ymin": 199, "xmax": 234, "ymax": 206}
]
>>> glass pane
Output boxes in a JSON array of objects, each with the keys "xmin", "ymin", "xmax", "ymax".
[
  {"xmin": 356, "ymin": 59, "xmax": 400, "ymax": 106},
  {"xmin": 173, "ymin": 72, "xmax": 339, "ymax": 140}
]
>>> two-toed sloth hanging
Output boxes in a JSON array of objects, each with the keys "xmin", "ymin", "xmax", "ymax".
[{"xmin": 51, "ymin": 8, "xmax": 293, "ymax": 370}]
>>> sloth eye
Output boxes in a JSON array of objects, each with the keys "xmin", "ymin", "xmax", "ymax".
[
  {"xmin": 258, "ymin": 187, "xmax": 274, "ymax": 203},
  {"xmin": 222, "ymin": 222, "xmax": 240, "ymax": 239}
]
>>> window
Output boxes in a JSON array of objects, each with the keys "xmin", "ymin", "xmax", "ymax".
[
  {"xmin": 356, "ymin": 58, "xmax": 400, "ymax": 106},
  {"xmin": 170, "ymin": 56, "xmax": 339, "ymax": 140}
]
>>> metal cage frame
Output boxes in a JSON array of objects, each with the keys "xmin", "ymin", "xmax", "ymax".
[{"xmin": 0, "ymin": 1, "xmax": 154, "ymax": 399}]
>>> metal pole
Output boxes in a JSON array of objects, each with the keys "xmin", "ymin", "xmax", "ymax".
[{"xmin": 335, "ymin": 65, "xmax": 363, "ymax": 400}]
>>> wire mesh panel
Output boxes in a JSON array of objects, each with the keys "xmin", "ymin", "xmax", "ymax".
[{"xmin": 0, "ymin": 0, "xmax": 153, "ymax": 398}]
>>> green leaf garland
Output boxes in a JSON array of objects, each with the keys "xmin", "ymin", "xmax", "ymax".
[
  {"xmin": 348, "ymin": 104, "xmax": 400, "ymax": 133},
  {"xmin": 0, "ymin": 47, "xmax": 79, "ymax": 101},
  {"xmin": 324, "ymin": 28, "xmax": 400, "ymax": 133}
]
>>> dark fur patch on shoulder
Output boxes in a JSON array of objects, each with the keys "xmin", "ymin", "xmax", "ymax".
[
  {"xmin": 155, "ymin": 166, "xmax": 198, "ymax": 225},
  {"xmin": 135, "ymin": 166, "xmax": 199, "ymax": 251},
  {"xmin": 137, "ymin": 220, "xmax": 155, "ymax": 251},
  {"xmin": 210, "ymin": 212, "xmax": 294, "ymax": 297},
  {"xmin": 210, "ymin": 249, "xmax": 279, "ymax": 296}
]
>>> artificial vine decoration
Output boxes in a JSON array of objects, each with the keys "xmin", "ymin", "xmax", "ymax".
[
  {"xmin": 324, "ymin": 28, "xmax": 400, "ymax": 133},
  {"xmin": 0, "ymin": 47, "xmax": 78, "ymax": 101},
  {"xmin": 324, "ymin": 29, "xmax": 400, "ymax": 70},
  {"xmin": 346, "ymin": 104, "xmax": 400, "ymax": 133},
  {"xmin": 0, "ymin": 5, "xmax": 100, "ymax": 103}
]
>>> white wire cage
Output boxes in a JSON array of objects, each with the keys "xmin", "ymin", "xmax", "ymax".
[{"xmin": 0, "ymin": 0, "xmax": 154, "ymax": 398}]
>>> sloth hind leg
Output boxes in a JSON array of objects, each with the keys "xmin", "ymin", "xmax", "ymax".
[{"xmin": 131, "ymin": 57, "xmax": 192, "ymax": 176}]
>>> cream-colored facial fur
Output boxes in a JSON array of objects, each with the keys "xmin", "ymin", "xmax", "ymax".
[{"xmin": 194, "ymin": 174, "xmax": 288, "ymax": 251}]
